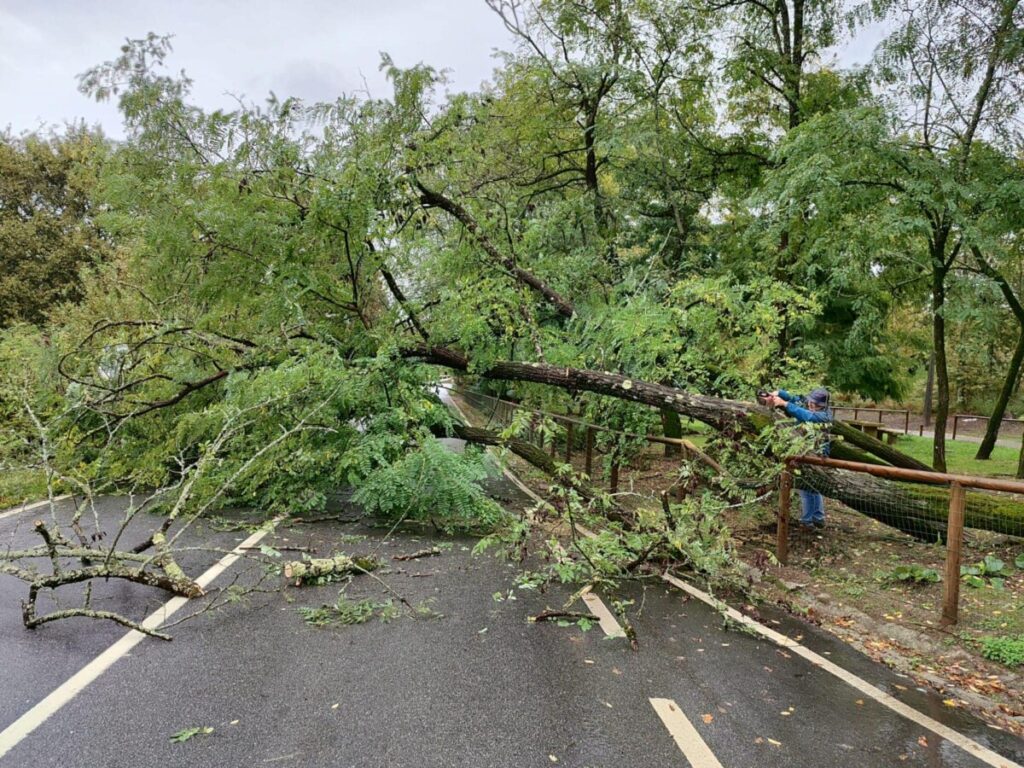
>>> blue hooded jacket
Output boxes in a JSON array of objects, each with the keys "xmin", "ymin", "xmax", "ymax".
[{"xmin": 777, "ymin": 389, "xmax": 832, "ymax": 455}]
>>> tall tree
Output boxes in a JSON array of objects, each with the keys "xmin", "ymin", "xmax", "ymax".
[{"xmin": 0, "ymin": 128, "xmax": 112, "ymax": 327}]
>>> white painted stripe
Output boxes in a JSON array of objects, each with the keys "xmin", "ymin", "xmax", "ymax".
[
  {"xmin": 580, "ymin": 589, "xmax": 626, "ymax": 638},
  {"xmin": 0, "ymin": 495, "xmax": 72, "ymax": 521},
  {"xmin": 660, "ymin": 573, "xmax": 1021, "ymax": 768},
  {"xmin": 650, "ymin": 698, "xmax": 724, "ymax": 768},
  {"xmin": 0, "ymin": 523, "xmax": 274, "ymax": 760}
]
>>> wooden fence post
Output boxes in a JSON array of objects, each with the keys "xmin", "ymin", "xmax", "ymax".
[
  {"xmin": 952, "ymin": 415, "xmax": 959, "ymax": 441},
  {"xmin": 941, "ymin": 482, "xmax": 966, "ymax": 626},
  {"xmin": 776, "ymin": 463, "xmax": 793, "ymax": 565},
  {"xmin": 585, "ymin": 426, "xmax": 595, "ymax": 476},
  {"xmin": 904, "ymin": 410, "xmax": 910, "ymax": 435},
  {"xmin": 610, "ymin": 457, "xmax": 620, "ymax": 494},
  {"xmin": 1017, "ymin": 429, "xmax": 1024, "ymax": 480},
  {"xmin": 565, "ymin": 423, "xmax": 573, "ymax": 463}
]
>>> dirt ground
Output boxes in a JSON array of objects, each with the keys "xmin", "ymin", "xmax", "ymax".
[{"xmin": 452, "ymin": 394, "xmax": 1024, "ymax": 736}]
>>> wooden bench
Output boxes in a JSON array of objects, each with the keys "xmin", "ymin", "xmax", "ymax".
[{"xmin": 846, "ymin": 420, "xmax": 903, "ymax": 445}]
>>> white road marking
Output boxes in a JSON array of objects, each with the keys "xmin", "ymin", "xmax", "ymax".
[
  {"xmin": 580, "ymin": 588, "xmax": 626, "ymax": 638},
  {"xmin": 650, "ymin": 698, "xmax": 724, "ymax": 768},
  {"xmin": 660, "ymin": 573, "xmax": 1021, "ymax": 768},
  {"xmin": 0, "ymin": 495, "xmax": 72, "ymax": 522},
  {"xmin": 0, "ymin": 522, "xmax": 275, "ymax": 760}
]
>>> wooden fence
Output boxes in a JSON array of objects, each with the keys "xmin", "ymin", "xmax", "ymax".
[{"xmin": 778, "ymin": 455, "xmax": 1024, "ymax": 625}]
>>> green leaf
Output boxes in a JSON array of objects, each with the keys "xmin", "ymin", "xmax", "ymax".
[
  {"xmin": 962, "ymin": 575, "xmax": 986, "ymax": 589},
  {"xmin": 170, "ymin": 727, "xmax": 214, "ymax": 743},
  {"xmin": 983, "ymin": 556, "xmax": 1006, "ymax": 576},
  {"xmin": 1016, "ymin": 554, "xmax": 1024, "ymax": 570},
  {"xmin": 260, "ymin": 545, "xmax": 282, "ymax": 558}
]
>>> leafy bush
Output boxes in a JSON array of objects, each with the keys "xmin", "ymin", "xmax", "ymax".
[
  {"xmin": 886, "ymin": 564, "xmax": 939, "ymax": 584},
  {"xmin": 980, "ymin": 635, "xmax": 1024, "ymax": 667},
  {"xmin": 961, "ymin": 555, "xmax": 1010, "ymax": 589},
  {"xmin": 352, "ymin": 436, "xmax": 507, "ymax": 532}
]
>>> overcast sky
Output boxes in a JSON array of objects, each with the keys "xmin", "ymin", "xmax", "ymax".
[{"xmin": 1, "ymin": 1, "xmax": 887, "ymax": 139}]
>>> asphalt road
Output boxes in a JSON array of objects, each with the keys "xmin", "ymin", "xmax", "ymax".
[{"xmin": 1, "ymin": 486, "xmax": 1022, "ymax": 767}]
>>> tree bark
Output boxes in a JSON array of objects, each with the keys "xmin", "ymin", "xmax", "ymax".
[
  {"xmin": 971, "ymin": 244, "xmax": 1024, "ymax": 460},
  {"xmin": 283, "ymin": 555, "xmax": 380, "ymax": 582},
  {"xmin": 923, "ymin": 350, "xmax": 935, "ymax": 427},
  {"xmin": 976, "ymin": 328, "xmax": 1024, "ymax": 460},
  {"xmin": 932, "ymin": 257, "xmax": 950, "ymax": 472},
  {"xmin": 662, "ymin": 409, "xmax": 683, "ymax": 457}
]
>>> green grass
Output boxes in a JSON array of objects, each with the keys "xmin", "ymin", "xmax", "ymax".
[
  {"xmin": 0, "ymin": 469, "xmax": 50, "ymax": 509},
  {"xmin": 891, "ymin": 434, "xmax": 1020, "ymax": 477}
]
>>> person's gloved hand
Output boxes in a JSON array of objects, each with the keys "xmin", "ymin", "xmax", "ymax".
[{"xmin": 769, "ymin": 394, "xmax": 786, "ymax": 408}]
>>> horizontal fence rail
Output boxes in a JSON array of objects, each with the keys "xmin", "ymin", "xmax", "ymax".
[{"xmin": 778, "ymin": 455, "xmax": 1024, "ymax": 626}]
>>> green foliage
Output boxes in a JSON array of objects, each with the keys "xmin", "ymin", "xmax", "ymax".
[
  {"xmin": 0, "ymin": 128, "xmax": 113, "ymax": 327},
  {"xmin": 884, "ymin": 564, "xmax": 940, "ymax": 584},
  {"xmin": 961, "ymin": 555, "xmax": 1010, "ymax": 589},
  {"xmin": 352, "ymin": 437, "xmax": 508, "ymax": 532},
  {"xmin": 6, "ymin": 1, "xmax": 1024, "ymax": 613},
  {"xmin": 298, "ymin": 595, "xmax": 395, "ymax": 627},
  {"xmin": 169, "ymin": 727, "xmax": 214, "ymax": 743},
  {"xmin": 979, "ymin": 635, "xmax": 1024, "ymax": 668}
]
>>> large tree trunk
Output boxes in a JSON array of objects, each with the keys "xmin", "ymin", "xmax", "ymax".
[
  {"xmin": 797, "ymin": 465, "xmax": 1024, "ymax": 540},
  {"xmin": 932, "ymin": 258, "xmax": 950, "ymax": 472},
  {"xmin": 976, "ymin": 327, "xmax": 1024, "ymax": 460},
  {"xmin": 923, "ymin": 350, "xmax": 934, "ymax": 427},
  {"xmin": 662, "ymin": 409, "xmax": 683, "ymax": 457}
]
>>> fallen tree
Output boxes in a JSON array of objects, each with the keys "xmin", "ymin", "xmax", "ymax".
[{"xmin": 410, "ymin": 348, "xmax": 1024, "ymax": 540}]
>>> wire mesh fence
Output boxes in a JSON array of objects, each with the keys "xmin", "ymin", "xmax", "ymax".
[
  {"xmin": 448, "ymin": 386, "xmax": 707, "ymax": 499},
  {"xmin": 781, "ymin": 456, "xmax": 1024, "ymax": 626}
]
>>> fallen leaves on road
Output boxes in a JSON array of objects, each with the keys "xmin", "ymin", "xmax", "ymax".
[{"xmin": 702, "ymin": 714, "xmax": 714, "ymax": 724}]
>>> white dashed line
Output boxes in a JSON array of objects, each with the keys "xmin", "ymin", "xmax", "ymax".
[
  {"xmin": 0, "ymin": 522, "xmax": 276, "ymax": 760},
  {"xmin": 580, "ymin": 588, "xmax": 626, "ymax": 638},
  {"xmin": 650, "ymin": 698, "xmax": 724, "ymax": 768}
]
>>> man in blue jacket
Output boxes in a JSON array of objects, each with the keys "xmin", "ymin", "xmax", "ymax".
[{"xmin": 768, "ymin": 387, "xmax": 832, "ymax": 529}]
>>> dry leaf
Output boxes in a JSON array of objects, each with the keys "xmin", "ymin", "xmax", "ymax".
[
  {"xmin": 767, "ymin": 738, "xmax": 782, "ymax": 747},
  {"xmin": 702, "ymin": 714, "xmax": 714, "ymax": 724},
  {"xmin": 917, "ymin": 736, "xmax": 928, "ymax": 748}
]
